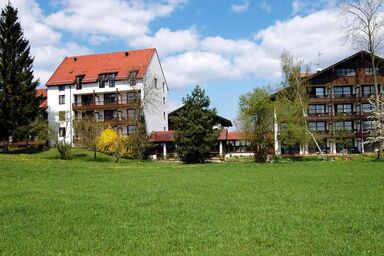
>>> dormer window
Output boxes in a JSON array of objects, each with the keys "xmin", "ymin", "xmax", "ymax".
[
  {"xmin": 75, "ymin": 75, "xmax": 84, "ymax": 90},
  {"xmin": 98, "ymin": 73, "xmax": 116, "ymax": 88},
  {"xmin": 129, "ymin": 70, "xmax": 138, "ymax": 86}
]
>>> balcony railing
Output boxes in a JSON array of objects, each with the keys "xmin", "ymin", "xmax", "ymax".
[
  {"xmin": 74, "ymin": 116, "xmax": 139, "ymax": 125},
  {"xmin": 72, "ymin": 99, "xmax": 141, "ymax": 111}
]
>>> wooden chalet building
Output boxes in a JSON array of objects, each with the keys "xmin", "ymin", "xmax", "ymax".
[{"xmin": 276, "ymin": 51, "xmax": 383, "ymax": 155}]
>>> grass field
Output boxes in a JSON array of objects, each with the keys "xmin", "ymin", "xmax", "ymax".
[{"xmin": 0, "ymin": 149, "xmax": 383, "ymax": 255}]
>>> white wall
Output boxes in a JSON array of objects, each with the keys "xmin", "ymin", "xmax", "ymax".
[{"xmin": 47, "ymin": 52, "xmax": 168, "ymax": 144}]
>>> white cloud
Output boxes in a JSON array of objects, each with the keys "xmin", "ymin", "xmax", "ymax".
[
  {"xmin": 261, "ymin": 0, "xmax": 272, "ymax": 13},
  {"xmin": 130, "ymin": 27, "xmax": 199, "ymax": 56},
  {"xmin": 292, "ymin": 0, "xmax": 303, "ymax": 15},
  {"xmin": 0, "ymin": 0, "xmax": 355, "ymax": 91},
  {"xmin": 46, "ymin": 0, "xmax": 187, "ymax": 43},
  {"xmin": 231, "ymin": 1, "xmax": 250, "ymax": 13},
  {"xmin": 158, "ymin": 9, "xmax": 354, "ymax": 88}
]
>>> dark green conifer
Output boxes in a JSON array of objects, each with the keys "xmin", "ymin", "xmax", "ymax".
[{"xmin": 0, "ymin": 3, "xmax": 43, "ymax": 152}]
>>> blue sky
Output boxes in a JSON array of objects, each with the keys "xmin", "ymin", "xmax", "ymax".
[{"xmin": 3, "ymin": 0, "xmax": 355, "ymax": 128}]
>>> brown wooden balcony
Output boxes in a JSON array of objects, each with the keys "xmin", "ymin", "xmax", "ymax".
[
  {"xmin": 73, "ymin": 116, "xmax": 139, "ymax": 126},
  {"xmin": 308, "ymin": 95, "xmax": 330, "ymax": 103},
  {"xmin": 307, "ymin": 112, "xmax": 331, "ymax": 121},
  {"xmin": 72, "ymin": 99, "xmax": 141, "ymax": 111}
]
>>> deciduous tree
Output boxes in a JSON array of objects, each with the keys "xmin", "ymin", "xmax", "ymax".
[{"xmin": 238, "ymin": 87, "xmax": 274, "ymax": 163}]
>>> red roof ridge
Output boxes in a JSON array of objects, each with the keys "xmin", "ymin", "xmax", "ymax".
[{"xmin": 46, "ymin": 48, "xmax": 156, "ymax": 86}]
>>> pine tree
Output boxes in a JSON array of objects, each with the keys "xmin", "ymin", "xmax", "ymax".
[
  {"xmin": 172, "ymin": 85, "xmax": 218, "ymax": 163},
  {"xmin": 0, "ymin": 3, "xmax": 43, "ymax": 152}
]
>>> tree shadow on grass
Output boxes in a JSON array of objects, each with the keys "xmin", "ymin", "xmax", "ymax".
[{"xmin": 6, "ymin": 147, "xmax": 46, "ymax": 155}]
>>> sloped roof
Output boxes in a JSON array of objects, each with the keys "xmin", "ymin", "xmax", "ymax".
[
  {"xmin": 168, "ymin": 105, "xmax": 233, "ymax": 127},
  {"xmin": 148, "ymin": 131, "xmax": 175, "ymax": 143},
  {"xmin": 306, "ymin": 50, "xmax": 384, "ymax": 81},
  {"xmin": 227, "ymin": 131, "xmax": 246, "ymax": 140},
  {"xmin": 36, "ymin": 88, "xmax": 47, "ymax": 108},
  {"xmin": 46, "ymin": 48, "xmax": 156, "ymax": 86}
]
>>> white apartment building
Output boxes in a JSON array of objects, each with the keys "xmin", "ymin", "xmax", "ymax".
[{"xmin": 46, "ymin": 48, "xmax": 168, "ymax": 144}]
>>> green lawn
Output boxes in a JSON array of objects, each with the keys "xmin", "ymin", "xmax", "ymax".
[{"xmin": 0, "ymin": 150, "xmax": 383, "ymax": 255}]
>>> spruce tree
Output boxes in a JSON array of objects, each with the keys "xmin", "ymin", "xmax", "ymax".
[
  {"xmin": 0, "ymin": 3, "xmax": 43, "ymax": 152},
  {"xmin": 172, "ymin": 85, "xmax": 218, "ymax": 163}
]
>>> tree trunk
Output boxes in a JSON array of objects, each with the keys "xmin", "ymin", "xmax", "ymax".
[
  {"xmin": 93, "ymin": 147, "xmax": 97, "ymax": 160},
  {"xmin": 2, "ymin": 137, "xmax": 9, "ymax": 153}
]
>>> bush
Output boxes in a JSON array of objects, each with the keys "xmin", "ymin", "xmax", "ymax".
[{"xmin": 57, "ymin": 141, "xmax": 72, "ymax": 160}]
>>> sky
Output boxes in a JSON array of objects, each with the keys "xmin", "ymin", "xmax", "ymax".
[{"xmin": 1, "ymin": 0, "xmax": 358, "ymax": 129}]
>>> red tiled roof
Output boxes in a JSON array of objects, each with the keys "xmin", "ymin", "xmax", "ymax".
[
  {"xmin": 218, "ymin": 129, "xmax": 228, "ymax": 140},
  {"xmin": 150, "ymin": 129, "xmax": 247, "ymax": 143},
  {"xmin": 36, "ymin": 88, "xmax": 47, "ymax": 108},
  {"xmin": 227, "ymin": 131, "xmax": 246, "ymax": 140},
  {"xmin": 149, "ymin": 131, "xmax": 175, "ymax": 143},
  {"xmin": 46, "ymin": 48, "xmax": 156, "ymax": 86}
]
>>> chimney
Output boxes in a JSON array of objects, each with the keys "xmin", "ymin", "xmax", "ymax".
[
  {"xmin": 73, "ymin": 57, "xmax": 77, "ymax": 62},
  {"xmin": 124, "ymin": 52, "xmax": 129, "ymax": 57}
]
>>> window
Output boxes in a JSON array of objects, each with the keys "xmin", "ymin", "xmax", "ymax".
[
  {"xmin": 313, "ymin": 87, "xmax": 325, "ymax": 97},
  {"xmin": 127, "ymin": 91, "xmax": 139, "ymax": 103},
  {"xmin": 308, "ymin": 122, "xmax": 326, "ymax": 132},
  {"xmin": 59, "ymin": 95, "xmax": 65, "ymax": 104},
  {"xmin": 336, "ymin": 68, "xmax": 356, "ymax": 76},
  {"xmin": 163, "ymin": 97, "xmax": 166, "ymax": 104},
  {"xmin": 81, "ymin": 95, "xmax": 94, "ymax": 105},
  {"xmin": 335, "ymin": 121, "xmax": 353, "ymax": 131},
  {"xmin": 163, "ymin": 82, "xmax": 165, "ymax": 92},
  {"xmin": 333, "ymin": 86, "xmax": 352, "ymax": 97},
  {"xmin": 127, "ymin": 125, "xmax": 137, "ymax": 134},
  {"xmin": 59, "ymin": 127, "xmax": 66, "ymax": 137},
  {"xmin": 308, "ymin": 104, "xmax": 326, "ymax": 115},
  {"xmin": 59, "ymin": 85, "xmax": 65, "ymax": 91},
  {"xmin": 154, "ymin": 78, "xmax": 158, "ymax": 89},
  {"xmin": 104, "ymin": 110, "xmax": 116, "ymax": 120},
  {"xmin": 58, "ymin": 111, "xmax": 65, "ymax": 121},
  {"xmin": 98, "ymin": 73, "xmax": 116, "ymax": 88},
  {"xmin": 362, "ymin": 103, "xmax": 372, "ymax": 113},
  {"xmin": 362, "ymin": 120, "xmax": 373, "ymax": 131},
  {"xmin": 75, "ymin": 75, "xmax": 83, "ymax": 90},
  {"xmin": 163, "ymin": 112, "xmax": 166, "ymax": 119},
  {"xmin": 362, "ymin": 85, "xmax": 375, "ymax": 96},
  {"xmin": 335, "ymin": 104, "xmax": 352, "ymax": 114},
  {"xmin": 365, "ymin": 68, "xmax": 379, "ymax": 75},
  {"xmin": 129, "ymin": 70, "xmax": 138, "ymax": 86},
  {"xmin": 104, "ymin": 93, "xmax": 117, "ymax": 104},
  {"xmin": 128, "ymin": 109, "xmax": 138, "ymax": 120}
]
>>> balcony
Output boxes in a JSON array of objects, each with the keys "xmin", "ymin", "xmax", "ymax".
[
  {"xmin": 308, "ymin": 94, "xmax": 329, "ymax": 103},
  {"xmin": 74, "ymin": 115, "xmax": 139, "ymax": 125},
  {"xmin": 333, "ymin": 111, "xmax": 358, "ymax": 120},
  {"xmin": 72, "ymin": 99, "xmax": 141, "ymax": 111},
  {"xmin": 307, "ymin": 112, "xmax": 331, "ymax": 121}
]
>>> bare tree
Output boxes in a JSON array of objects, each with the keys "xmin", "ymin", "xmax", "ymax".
[
  {"xmin": 365, "ymin": 95, "xmax": 384, "ymax": 159},
  {"xmin": 73, "ymin": 116, "xmax": 103, "ymax": 160},
  {"xmin": 340, "ymin": 0, "xmax": 384, "ymax": 105},
  {"xmin": 340, "ymin": 0, "xmax": 384, "ymax": 155},
  {"xmin": 276, "ymin": 51, "xmax": 323, "ymax": 154},
  {"xmin": 48, "ymin": 115, "xmax": 72, "ymax": 160}
]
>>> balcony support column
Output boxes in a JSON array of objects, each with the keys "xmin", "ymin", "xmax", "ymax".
[{"xmin": 163, "ymin": 142, "xmax": 167, "ymax": 158}]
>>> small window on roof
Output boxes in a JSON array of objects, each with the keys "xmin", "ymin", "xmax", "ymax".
[
  {"xmin": 129, "ymin": 70, "xmax": 138, "ymax": 86},
  {"xmin": 75, "ymin": 75, "xmax": 84, "ymax": 90}
]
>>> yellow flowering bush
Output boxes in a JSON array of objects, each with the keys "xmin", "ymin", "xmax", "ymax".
[{"xmin": 97, "ymin": 127, "xmax": 131, "ymax": 162}]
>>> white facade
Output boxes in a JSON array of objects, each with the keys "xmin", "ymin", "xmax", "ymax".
[{"xmin": 47, "ymin": 53, "xmax": 168, "ymax": 144}]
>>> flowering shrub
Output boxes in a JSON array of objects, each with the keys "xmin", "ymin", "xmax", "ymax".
[{"xmin": 97, "ymin": 127, "xmax": 131, "ymax": 162}]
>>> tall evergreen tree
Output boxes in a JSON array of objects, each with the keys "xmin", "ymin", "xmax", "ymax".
[
  {"xmin": 172, "ymin": 85, "xmax": 218, "ymax": 163},
  {"xmin": 0, "ymin": 3, "xmax": 43, "ymax": 152}
]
